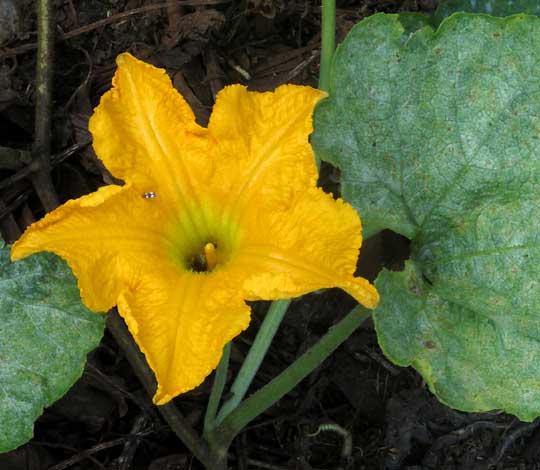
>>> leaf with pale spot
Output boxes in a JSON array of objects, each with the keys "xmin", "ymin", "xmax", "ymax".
[{"xmin": 313, "ymin": 13, "xmax": 540, "ymax": 420}]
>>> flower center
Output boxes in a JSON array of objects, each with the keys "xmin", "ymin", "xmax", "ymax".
[
  {"xmin": 186, "ymin": 242, "xmax": 219, "ymax": 273},
  {"xmin": 167, "ymin": 202, "xmax": 242, "ymax": 274}
]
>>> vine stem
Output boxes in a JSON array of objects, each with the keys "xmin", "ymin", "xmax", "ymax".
[
  {"xmin": 318, "ymin": 0, "xmax": 335, "ymax": 92},
  {"xmin": 203, "ymin": 342, "xmax": 231, "ymax": 437},
  {"xmin": 32, "ymin": 0, "xmax": 60, "ymax": 211},
  {"xmin": 207, "ymin": 305, "xmax": 372, "ymax": 452},
  {"xmin": 214, "ymin": 299, "xmax": 291, "ymax": 426},
  {"xmin": 106, "ymin": 310, "xmax": 219, "ymax": 469}
]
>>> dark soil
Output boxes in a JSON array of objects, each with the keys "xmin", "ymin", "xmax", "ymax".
[{"xmin": 1, "ymin": 1, "xmax": 539, "ymax": 469}]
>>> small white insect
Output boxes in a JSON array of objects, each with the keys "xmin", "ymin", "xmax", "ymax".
[{"xmin": 142, "ymin": 191, "xmax": 157, "ymax": 199}]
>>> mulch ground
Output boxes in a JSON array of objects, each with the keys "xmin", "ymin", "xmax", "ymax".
[{"xmin": 1, "ymin": 1, "xmax": 540, "ymax": 469}]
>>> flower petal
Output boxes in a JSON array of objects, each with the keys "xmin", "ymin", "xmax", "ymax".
[
  {"xmin": 89, "ymin": 53, "xmax": 213, "ymax": 215},
  {"xmin": 118, "ymin": 269, "xmax": 251, "ymax": 405},
  {"xmin": 11, "ymin": 185, "xmax": 173, "ymax": 312},
  {"xmin": 235, "ymin": 187, "xmax": 379, "ymax": 309},
  {"xmin": 207, "ymin": 84, "xmax": 326, "ymax": 217}
]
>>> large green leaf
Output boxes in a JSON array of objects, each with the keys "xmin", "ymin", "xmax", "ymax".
[
  {"xmin": 313, "ymin": 13, "xmax": 540, "ymax": 420},
  {"xmin": 0, "ymin": 246, "xmax": 105, "ymax": 451},
  {"xmin": 434, "ymin": 0, "xmax": 540, "ymax": 25}
]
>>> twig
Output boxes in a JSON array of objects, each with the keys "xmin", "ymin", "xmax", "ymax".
[
  {"xmin": 0, "ymin": 192, "xmax": 29, "ymax": 220},
  {"xmin": 249, "ymin": 43, "xmax": 318, "ymax": 76},
  {"xmin": 0, "ymin": 140, "xmax": 89, "ymax": 171},
  {"xmin": 0, "ymin": 141, "xmax": 90, "ymax": 193},
  {"xmin": 62, "ymin": 46, "xmax": 93, "ymax": 111},
  {"xmin": 106, "ymin": 310, "xmax": 217, "ymax": 469},
  {"xmin": 47, "ymin": 437, "xmax": 128, "ymax": 470},
  {"xmin": 284, "ymin": 50, "xmax": 319, "ymax": 82},
  {"xmin": 0, "ymin": 0, "xmax": 231, "ymax": 59},
  {"xmin": 85, "ymin": 362, "xmax": 153, "ymax": 414},
  {"xmin": 31, "ymin": 0, "xmax": 60, "ymax": 211},
  {"xmin": 0, "ymin": 198, "xmax": 21, "ymax": 243},
  {"xmin": 33, "ymin": 441, "xmax": 104, "ymax": 468},
  {"xmin": 118, "ymin": 414, "xmax": 151, "ymax": 470},
  {"xmin": 51, "ymin": 140, "xmax": 92, "ymax": 166},
  {"xmin": 0, "ymin": 163, "xmax": 37, "ymax": 192}
]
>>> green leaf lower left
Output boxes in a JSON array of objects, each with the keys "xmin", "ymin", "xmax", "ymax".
[{"xmin": 0, "ymin": 246, "xmax": 105, "ymax": 452}]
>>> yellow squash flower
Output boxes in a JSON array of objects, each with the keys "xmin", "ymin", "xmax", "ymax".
[{"xmin": 11, "ymin": 53, "xmax": 379, "ymax": 405}]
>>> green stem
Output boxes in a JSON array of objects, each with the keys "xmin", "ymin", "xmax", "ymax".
[
  {"xmin": 203, "ymin": 342, "xmax": 231, "ymax": 438},
  {"xmin": 319, "ymin": 0, "xmax": 336, "ymax": 92},
  {"xmin": 215, "ymin": 299, "xmax": 291, "ymax": 425},
  {"xmin": 209, "ymin": 305, "xmax": 371, "ymax": 450}
]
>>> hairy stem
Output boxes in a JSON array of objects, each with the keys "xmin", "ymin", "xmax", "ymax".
[
  {"xmin": 203, "ymin": 342, "xmax": 231, "ymax": 437},
  {"xmin": 210, "ymin": 305, "xmax": 372, "ymax": 449},
  {"xmin": 215, "ymin": 299, "xmax": 291, "ymax": 425},
  {"xmin": 319, "ymin": 0, "xmax": 335, "ymax": 92}
]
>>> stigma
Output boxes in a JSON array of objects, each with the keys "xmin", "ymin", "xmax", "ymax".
[{"xmin": 204, "ymin": 243, "xmax": 218, "ymax": 271}]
